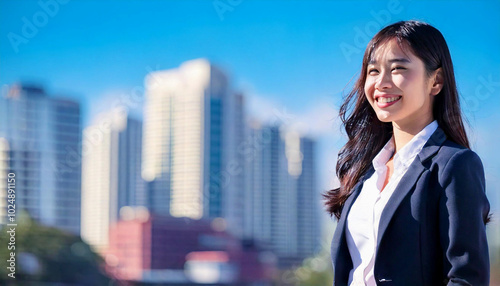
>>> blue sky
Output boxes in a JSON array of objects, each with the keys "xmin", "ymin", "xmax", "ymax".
[
  {"xmin": 2, "ymin": 0, "xmax": 499, "ymax": 120},
  {"xmin": 2, "ymin": 0, "xmax": 500, "ymax": 236}
]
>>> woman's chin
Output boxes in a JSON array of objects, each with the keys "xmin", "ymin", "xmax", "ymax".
[{"xmin": 375, "ymin": 114, "xmax": 395, "ymax": 123}]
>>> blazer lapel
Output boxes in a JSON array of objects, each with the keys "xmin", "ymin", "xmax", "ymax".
[
  {"xmin": 376, "ymin": 126, "xmax": 448, "ymax": 247},
  {"xmin": 331, "ymin": 164, "xmax": 375, "ymax": 268}
]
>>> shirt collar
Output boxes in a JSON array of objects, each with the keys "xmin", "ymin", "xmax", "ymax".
[{"xmin": 372, "ymin": 120, "xmax": 439, "ymax": 172}]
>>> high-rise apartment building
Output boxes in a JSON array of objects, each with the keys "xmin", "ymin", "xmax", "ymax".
[
  {"xmin": 81, "ymin": 109, "xmax": 144, "ymax": 251},
  {"xmin": 0, "ymin": 83, "xmax": 81, "ymax": 234},
  {"xmin": 142, "ymin": 59, "xmax": 245, "ymax": 238},
  {"xmin": 245, "ymin": 123, "xmax": 320, "ymax": 267}
]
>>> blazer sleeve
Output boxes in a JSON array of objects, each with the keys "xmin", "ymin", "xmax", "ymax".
[{"xmin": 438, "ymin": 149, "xmax": 490, "ymax": 286}]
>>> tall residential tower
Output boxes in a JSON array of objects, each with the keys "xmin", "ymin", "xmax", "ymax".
[
  {"xmin": 81, "ymin": 109, "xmax": 144, "ymax": 251},
  {"xmin": 245, "ymin": 123, "xmax": 320, "ymax": 267},
  {"xmin": 142, "ymin": 59, "xmax": 245, "ymax": 238},
  {"xmin": 0, "ymin": 84, "xmax": 82, "ymax": 234}
]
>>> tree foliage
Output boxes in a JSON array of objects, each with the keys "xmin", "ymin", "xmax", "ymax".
[{"xmin": 0, "ymin": 211, "xmax": 112, "ymax": 285}]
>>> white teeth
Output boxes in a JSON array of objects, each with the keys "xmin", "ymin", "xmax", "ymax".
[{"xmin": 378, "ymin": 96, "xmax": 401, "ymax": 103}]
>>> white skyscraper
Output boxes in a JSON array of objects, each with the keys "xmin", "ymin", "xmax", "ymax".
[
  {"xmin": 142, "ymin": 58, "xmax": 245, "ymax": 238},
  {"xmin": 81, "ymin": 109, "xmax": 144, "ymax": 252},
  {"xmin": 245, "ymin": 123, "xmax": 320, "ymax": 267},
  {"xmin": 0, "ymin": 84, "xmax": 82, "ymax": 234}
]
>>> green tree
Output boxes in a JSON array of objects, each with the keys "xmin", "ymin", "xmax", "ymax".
[
  {"xmin": 273, "ymin": 249, "xmax": 333, "ymax": 286},
  {"xmin": 0, "ymin": 211, "xmax": 113, "ymax": 285}
]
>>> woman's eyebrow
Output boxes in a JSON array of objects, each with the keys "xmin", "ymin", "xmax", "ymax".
[{"xmin": 368, "ymin": 58, "xmax": 411, "ymax": 65}]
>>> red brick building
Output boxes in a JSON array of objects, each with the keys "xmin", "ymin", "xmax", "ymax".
[{"xmin": 105, "ymin": 214, "xmax": 275, "ymax": 284}]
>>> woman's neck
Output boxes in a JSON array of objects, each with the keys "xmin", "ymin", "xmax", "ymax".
[{"xmin": 391, "ymin": 117, "xmax": 434, "ymax": 154}]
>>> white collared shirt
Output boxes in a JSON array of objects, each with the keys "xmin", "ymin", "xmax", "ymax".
[{"xmin": 345, "ymin": 120, "xmax": 438, "ymax": 286}]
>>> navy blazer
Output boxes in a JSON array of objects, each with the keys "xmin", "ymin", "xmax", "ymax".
[{"xmin": 330, "ymin": 126, "xmax": 490, "ymax": 286}]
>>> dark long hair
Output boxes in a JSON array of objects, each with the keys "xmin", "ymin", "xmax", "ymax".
[{"xmin": 323, "ymin": 20, "xmax": 472, "ymax": 220}]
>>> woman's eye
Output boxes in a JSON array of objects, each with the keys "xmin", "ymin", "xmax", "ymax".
[
  {"xmin": 392, "ymin": 66, "xmax": 406, "ymax": 71},
  {"xmin": 368, "ymin": 69, "xmax": 379, "ymax": 75}
]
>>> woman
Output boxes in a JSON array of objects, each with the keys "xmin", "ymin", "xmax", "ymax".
[{"xmin": 323, "ymin": 20, "xmax": 491, "ymax": 286}]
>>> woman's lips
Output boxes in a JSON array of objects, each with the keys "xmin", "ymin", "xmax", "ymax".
[{"xmin": 376, "ymin": 96, "xmax": 402, "ymax": 108}]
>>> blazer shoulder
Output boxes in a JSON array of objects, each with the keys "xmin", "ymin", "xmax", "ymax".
[
  {"xmin": 428, "ymin": 139, "xmax": 484, "ymax": 179},
  {"xmin": 433, "ymin": 139, "xmax": 481, "ymax": 164},
  {"xmin": 432, "ymin": 139, "xmax": 485, "ymax": 183}
]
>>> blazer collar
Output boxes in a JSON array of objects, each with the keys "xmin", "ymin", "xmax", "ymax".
[{"xmin": 331, "ymin": 126, "xmax": 448, "ymax": 267}]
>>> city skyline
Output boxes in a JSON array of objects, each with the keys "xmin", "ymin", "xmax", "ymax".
[{"xmin": 0, "ymin": 59, "xmax": 322, "ymax": 282}]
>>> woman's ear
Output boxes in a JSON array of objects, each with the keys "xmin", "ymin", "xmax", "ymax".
[{"xmin": 430, "ymin": 67, "xmax": 444, "ymax": 96}]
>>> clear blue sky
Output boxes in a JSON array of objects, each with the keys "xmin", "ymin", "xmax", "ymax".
[
  {"xmin": 2, "ymin": 0, "xmax": 499, "ymax": 122},
  {"xmin": 2, "ymin": 1, "xmax": 500, "ymax": 223}
]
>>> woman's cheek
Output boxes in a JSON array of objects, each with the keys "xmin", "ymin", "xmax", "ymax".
[
  {"xmin": 364, "ymin": 80, "xmax": 375, "ymax": 99},
  {"xmin": 394, "ymin": 73, "xmax": 412, "ymax": 88},
  {"xmin": 364, "ymin": 77, "xmax": 375, "ymax": 88},
  {"xmin": 364, "ymin": 89, "xmax": 373, "ymax": 104}
]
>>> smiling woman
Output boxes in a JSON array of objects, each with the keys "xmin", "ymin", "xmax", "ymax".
[
  {"xmin": 364, "ymin": 38, "xmax": 441, "ymax": 133},
  {"xmin": 323, "ymin": 20, "xmax": 491, "ymax": 286}
]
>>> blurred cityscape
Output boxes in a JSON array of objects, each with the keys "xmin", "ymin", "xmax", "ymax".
[{"xmin": 0, "ymin": 58, "xmax": 330, "ymax": 285}]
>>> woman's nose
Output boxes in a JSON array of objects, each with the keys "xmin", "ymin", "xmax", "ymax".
[{"xmin": 374, "ymin": 71, "xmax": 393, "ymax": 90}]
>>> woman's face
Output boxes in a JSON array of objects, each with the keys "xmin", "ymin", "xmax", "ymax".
[{"xmin": 364, "ymin": 38, "xmax": 440, "ymax": 131}]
